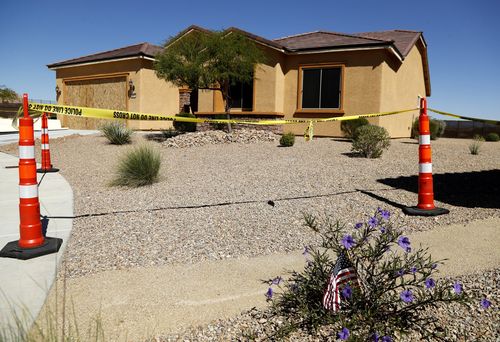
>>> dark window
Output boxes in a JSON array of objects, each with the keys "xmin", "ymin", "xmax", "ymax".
[
  {"xmin": 301, "ymin": 67, "xmax": 341, "ymax": 109},
  {"xmin": 229, "ymin": 80, "xmax": 253, "ymax": 110}
]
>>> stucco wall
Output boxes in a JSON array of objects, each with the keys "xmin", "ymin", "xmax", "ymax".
[
  {"xmin": 253, "ymin": 48, "xmax": 285, "ymax": 112},
  {"xmin": 196, "ymin": 47, "xmax": 286, "ymax": 114},
  {"xmin": 377, "ymin": 42, "xmax": 427, "ymax": 137},
  {"xmin": 56, "ymin": 58, "xmax": 177, "ymax": 130},
  {"xmin": 53, "ymin": 43, "xmax": 428, "ymax": 136},
  {"xmin": 283, "ymin": 50, "xmax": 385, "ymax": 136},
  {"xmin": 128, "ymin": 60, "xmax": 177, "ymax": 130}
]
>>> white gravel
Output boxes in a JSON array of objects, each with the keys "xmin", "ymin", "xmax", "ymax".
[{"xmin": 1, "ymin": 131, "xmax": 499, "ymax": 280}]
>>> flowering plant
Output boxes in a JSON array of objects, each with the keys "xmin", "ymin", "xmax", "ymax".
[{"xmin": 264, "ymin": 209, "xmax": 476, "ymax": 340}]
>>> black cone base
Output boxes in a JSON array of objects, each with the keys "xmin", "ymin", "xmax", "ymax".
[
  {"xmin": 403, "ymin": 206, "xmax": 450, "ymax": 216},
  {"xmin": 0, "ymin": 237, "xmax": 63, "ymax": 260},
  {"xmin": 37, "ymin": 167, "xmax": 59, "ymax": 173}
]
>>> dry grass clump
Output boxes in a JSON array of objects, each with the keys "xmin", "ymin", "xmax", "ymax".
[{"xmin": 110, "ymin": 145, "xmax": 161, "ymax": 187}]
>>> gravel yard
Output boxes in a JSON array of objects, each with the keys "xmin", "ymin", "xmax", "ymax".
[
  {"xmin": 1, "ymin": 130, "xmax": 499, "ymax": 279},
  {"xmin": 158, "ymin": 269, "xmax": 500, "ymax": 341},
  {"xmin": 1, "ymin": 129, "xmax": 499, "ymax": 341}
]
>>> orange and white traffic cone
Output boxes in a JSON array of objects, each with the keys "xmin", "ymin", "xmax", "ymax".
[
  {"xmin": 403, "ymin": 97, "xmax": 449, "ymax": 216},
  {"xmin": 37, "ymin": 112, "xmax": 59, "ymax": 173},
  {"xmin": 0, "ymin": 94, "xmax": 62, "ymax": 260}
]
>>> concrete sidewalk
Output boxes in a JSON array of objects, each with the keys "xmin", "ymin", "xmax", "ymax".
[
  {"xmin": 0, "ymin": 129, "xmax": 99, "ymax": 146},
  {"xmin": 0, "ymin": 152, "xmax": 73, "ymax": 335},
  {"xmin": 39, "ymin": 216, "xmax": 500, "ymax": 341}
]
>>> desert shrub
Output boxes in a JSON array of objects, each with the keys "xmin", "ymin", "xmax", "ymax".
[
  {"xmin": 210, "ymin": 114, "xmax": 228, "ymax": 131},
  {"xmin": 485, "ymin": 132, "xmax": 499, "ymax": 142},
  {"xmin": 351, "ymin": 125, "xmax": 390, "ymax": 158},
  {"xmin": 100, "ymin": 122, "xmax": 133, "ymax": 145},
  {"xmin": 469, "ymin": 135, "xmax": 485, "ymax": 155},
  {"xmin": 111, "ymin": 145, "xmax": 161, "ymax": 187},
  {"xmin": 280, "ymin": 132, "xmax": 295, "ymax": 147},
  {"xmin": 411, "ymin": 117, "xmax": 446, "ymax": 140},
  {"xmin": 264, "ymin": 209, "xmax": 474, "ymax": 341},
  {"xmin": 341, "ymin": 117, "xmax": 369, "ymax": 139},
  {"xmin": 173, "ymin": 112, "xmax": 197, "ymax": 132}
]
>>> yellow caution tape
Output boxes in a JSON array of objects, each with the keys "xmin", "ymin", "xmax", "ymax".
[
  {"xmin": 428, "ymin": 108, "xmax": 500, "ymax": 126},
  {"xmin": 28, "ymin": 102, "xmax": 417, "ymax": 126}
]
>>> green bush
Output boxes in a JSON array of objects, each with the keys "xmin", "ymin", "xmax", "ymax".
[
  {"xmin": 411, "ymin": 117, "xmax": 446, "ymax": 140},
  {"xmin": 485, "ymin": 132, "xmax": 499, "ymax": 142},
  {"xmin": 469, "ymin": 135, "xmax": 484, "ymax": 155},
  {"xmin": 351, "ymin": 125, "xmax": 390, "ymax": 158},
  {"xmin": 279, "ymin": 132, "xmax": 295, "ymax": 147},
  {"xmin": 264, "ymin": 209, "xmax": 473, "ymax": 341},
  {"xmin": 100, "ymin": 122, "xmax": 133, "ymax": 145},
  {"xmin": 341, "ymin": 117, "xmax": 369, "ymax": 139},
  {"xmin": 111, "ymin": 145, "xmax": 161, "ymax": 187},
  {"xmin": 173, "ymin": 112, "xmax": 197, "ymax": 132}
]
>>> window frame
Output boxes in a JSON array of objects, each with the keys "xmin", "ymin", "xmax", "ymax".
[
  {"xmin": 229, "ymin": 79, "xmax": 254, "ymax": 111},
  {"xmin": 297, "ymin": 63, "xmax": 345, "ymax": 113}
]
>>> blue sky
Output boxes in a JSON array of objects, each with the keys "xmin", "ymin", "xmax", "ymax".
[{"xmin": 1, "ymin": 0, "xmax": 499, "ymax": 120}]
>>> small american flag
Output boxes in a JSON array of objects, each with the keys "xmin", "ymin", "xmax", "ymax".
[{"xmin": 323, "ymin": 252, "xmax": 358, "ymax": 312}]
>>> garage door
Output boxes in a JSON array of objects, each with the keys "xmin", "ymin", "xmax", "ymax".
[{"xmin": 63, "ymin": 76, "xmax": 127, "ymax": 129}]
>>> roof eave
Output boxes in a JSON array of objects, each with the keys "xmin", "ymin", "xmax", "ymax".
[
  {"xmin": 286, "ymin": 43, "xmax": 404, "ymax": 61},
  {"xmin": 47, "ymin": 54, "xmax": 155, "ymax": 70}
]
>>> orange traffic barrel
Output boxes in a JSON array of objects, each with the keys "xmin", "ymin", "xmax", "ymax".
[
  {"xmin": 37, "ymin": 112, "xmax": 59, "ymax": 173},
  {"xmin": 0, "ymin": 94, "xmax": 63, "ymax": 260},
  {"xmin": 403, "ymin": 97, "xmax": 449, "ymax": 216}
]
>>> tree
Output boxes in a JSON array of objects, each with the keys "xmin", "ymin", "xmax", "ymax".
[
  {"xmin": 0, "ymin": 86, "xmax": 19, "ymax": 103},
  {"xmin": 155, "ymin": 29, "xmax": 265, "ymax": 132}
]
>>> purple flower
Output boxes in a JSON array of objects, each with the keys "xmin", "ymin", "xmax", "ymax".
[
  {"xmin": 272, "ymin": 276, "xmax": 282, "ymax": 285},
  {"xmin": 337, "ymin": 327, "xmax": 350, "ymax": 340},
  {"xmin": 425, "ymin": 278, "xmax": 436, "ymax": 289},
  {"xmin": 380, "ymin": 209, "xmax": 391, "ymax": 220},
  {"xmin": 481, "ymin": 298, "xmax": 491, "ymax": 309},
  {"xmin": 431, "ymin": 263, "xmax": 438, "ymax": 269},
  {"xmin": 368, "ymin": 216, "xmax": 379, "ymax": 227},
  {"xmin": 382, "ymin": 336, "xmax": 392, "ymax": 342},
  {"xmin": 453, "ymin": 282, "xmax": 462, "ymax": 294},
  {"xmin": 341, "ymin": 284, "xmax": 352, "ymax": 299},
  {"xmin": 410, "ymin": 266, "xmax": 418, "ymax": 274},
  {"xmin": 302, "ymin": 246, "xmax": 309, "ymax": 256},
  {"xmin": 371, "ymin": 333, "xmax": 379, "ymax": 341},
  {"xmin": 380, "ymin": 226, "xmax": 386, "ymax": 233},
  {"xmin": 400, "ymin": 289, "xmax": 414, "ymax": 303},
  {"xmin": 265, "ymin": 287, "xmax": 273, "ymax": 299},
  {"xmin": 396, "ymin": 269, "xmax": 405, "ymax": 277},
  {"xmin": 398, "ymin": 236, "xmax": 411, "ymax": 253},
  {"xmin": 341, "ymin": 235, "xmax": 356, "ymax": 249},
  {"xmin": 354, "ymin": 222, "xmax": 363, "ymax": 229}
]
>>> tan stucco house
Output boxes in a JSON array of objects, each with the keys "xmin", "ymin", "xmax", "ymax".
[{"xmin": 48, "ymin": 25, "xmax": 430, "ymax": 137}]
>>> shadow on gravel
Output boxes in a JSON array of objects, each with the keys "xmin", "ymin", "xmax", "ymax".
[
  {"xmin": 144, "ymin": 131, "xmax": 181, "ymax": 143},
  {"xmin": 377, "ymin": 169, "xmax": 500, "ymax": 209},
  {"xmin": 342, "ymin": 152, "xmax": 364, "ymax": 158},
  {"xmin": 357, "ymin": 189, "xmax": 406, "ymax": 210}
]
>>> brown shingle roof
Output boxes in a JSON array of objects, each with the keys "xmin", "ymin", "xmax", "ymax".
[
  {"xmin": 354, "ymin": 30, "xmax": 423, "ymax": 57},
  {"xmin": 47, "ymin": 27, "xmax": 425, "ymax": 69},
  {"xmin": 47, "ymin": 42, "xmax": 162, "ymax": 68},
  {"xmin": 274, "ymin": 31, "xmax": 392, "ymax": 52}
]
